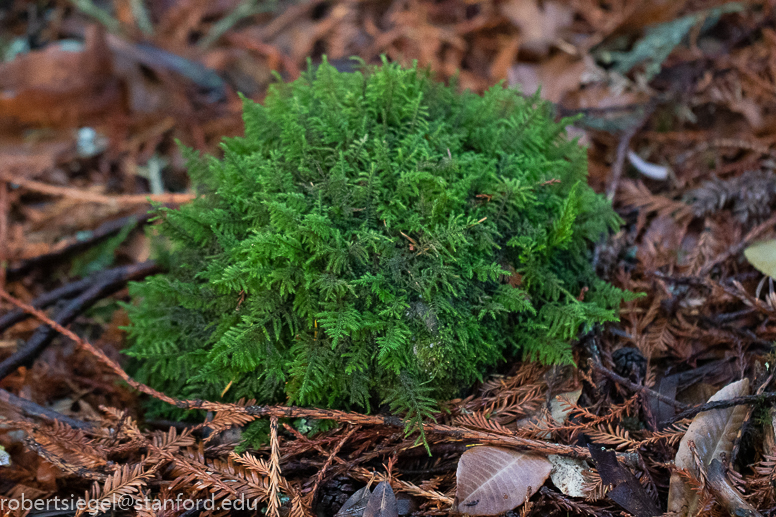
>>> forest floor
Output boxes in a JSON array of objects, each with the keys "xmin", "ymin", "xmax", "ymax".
[{"xmin": 1, "ymin": 1, "xmax": 776, "ymax": 516}]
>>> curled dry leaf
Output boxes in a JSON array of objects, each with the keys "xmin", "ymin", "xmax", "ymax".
[
  {"xmin": 667, "ymin": 378, "xmax": 750, "ymax": 517},
  {"xmin": 588, "ymin": 445, "xmax": 660, "ymax": 517},
  {"xmin": 453, "ymin": 446, "xmax": 552, "ymax": 515}
]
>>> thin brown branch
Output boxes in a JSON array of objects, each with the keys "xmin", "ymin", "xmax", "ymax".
[
  {"xmin": 0, "ymin": 181, "xmax": 7, "ymax": 289},
  {"xmin": 310, "ymin": 425, "xmax": 360, "ymax": 505},
  {"xmin": 0, "ymin": 263, "xmax": 148, "ymax": 332},
  {"xmin": 607, "ymin": 103, "xmax": 655, "ymax": 202},
  {"xmin": 7, "ymin": 212, "xmax": 151, "ymax": 281},
  {"xmin": 0, "ymin": 287, "xmax": 179, "ymax": 406},
  {"xmin": 589, "ymin": 360, "xmax": 689, "ymax": 410},
  {"xmin": 699, "ymin": 211, "xmax": 776, "ymax": 276},
  {"xmin": 0, "ymin": 261, "xmax": 159, "ymax": 381},
  {"xmin": 0, "ymin": 173, "xmax": 194, "ymax": 206},
  {"xmin": 0, "ymin": 387, "xmax": 92, "ymax": 429},
  {"xmin": 664, "ymin": 392, "xmax": 776, "ymax": 425}
]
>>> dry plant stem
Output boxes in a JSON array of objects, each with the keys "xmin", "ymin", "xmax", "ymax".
[
  {"xmin": 699, "ymin": 210, "xmax": 776, "ymax": 276},
  {"xmin": 235, "ymin": 406, "xmax": 594, "ymax": 459},
  {"xmin": 607, "ymin": 104, "xmax": 655, "ymax": 202},
  {"xmin": 0, "ymin": 261, "xmax": 159, "ymax": 381},
  {"xmin": 0, "ymin": 287, "xmax": 179, "ymax": 406},
  {"xmin": 310, "ymin": 425, "xmax": 360, "ymax": 504},
  {"xmin": 350, "ymin": 466, "xmax": 454, "ymax": 507},
  {"xmin": 0, "ymin": 387, "xmax": 92, "ymax": 429},
  {"xmin": 7, "ymin": 212, "xmax": 151, "ymax": 281},
  {"xmin": 280, "ymin": 422, "xmax": 347, "ymax": 467},
  {"xmin": 24, "ymin": 436, "xmax": 107, "ymax": 481},
  {"xmin": 607, "ymin": 125, "xmax": 640, "ymax": 202},
  {"xmin": 0, "ymin": 262, "xmax": 155, "ymax": 333},
  {"xmin": 0, "ymin": 287, "xmax": 598, "ymax": 460},
  {"xmin": 664, "ymin": 392, "xmax": 776, "ymax": 425},
  {"xmin": 589, "ymin": 360, "xmax": 689, "ymax": 410},
  {"xmin": 0, "ymin": 173, "xmax": 194, "ymax": 206}
]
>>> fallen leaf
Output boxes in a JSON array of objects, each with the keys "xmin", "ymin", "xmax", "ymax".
[
  {"xmin": 588, "ymin": 445, "xmax": 660, "ymax": 517},
  {"xmin": 548, "ymin": 454, "xmax": 591, "ymax": 498},
  {"xmin": 0, "ymin": 25, "xmax": 121, "ymax": 127},
  {"xmin": 363, "ymin": 481, "xmax": 397, "ymax": 517},
  {"xmin": 667, "ymin": 378, "xmax": 750, "ymax": 516},
  {"xmin": 550, "ymin": 388, "xmax": 582, "ymax": 426},
  {"xmin": 499, "ymin": 0, "xmax": 574, "ymax": 56},
  {"xmin": 336, "ymin": 486, "xmax": 372, "ymax": 517},
  {"xmin": 744, "ymin": 239, "xmax": 776, "ymax": 278},
  {"xmin": 453, "ymin": 446, "xmax": 551, "ymax": 515},
  {"xmin": 509, "ymin": 55, "xmax": 586, "ymax": 104}
]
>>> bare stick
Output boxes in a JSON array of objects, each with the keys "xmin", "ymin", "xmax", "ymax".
[
  {"xmin": 589, "ymin": 360, "xmax": 689, "ymax": 410},
  {"xmin": 699, "ymin": 211, "xmax": 776, "ymax": 276},
  {"xmin": 0, "ymin": 173, "xmax": 193, "ymax": 206},
  {"xmin": 0, "ymin": 387, "xmax": 92, "ymax": 430},
  {"xmin": 7, "ymin": 213, "xmax": 150, "ymax": 281},
  {"xmin": 0, "ymin": 262, "xmax": 157, "ymax": 333},
  {"xmin": 0, "ymin": 261, "xmax": 159, "ymax": 381}
]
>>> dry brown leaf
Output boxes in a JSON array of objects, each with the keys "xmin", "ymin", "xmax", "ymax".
[
  {"xmin": 667, "ymin": 378, "xmax": 750, "ymax": 516},
  {"xmin": 335, "ymin": 486, "xmax": 372, "ymax": 517},
  {"xmin": 0, "ymin": 25, "xmax": 121, "ymax": 127},
  {"xmin": 453, "ymin": 446, "xmax": 551, "ymax": 515},
  {"xmin": 499, "ymin": 0, "xmax": 573, "ymax": 56},
  {"xmin": 0, "ymin": 139, "xmax": 72, "ymax": 180},
  {"xmin": 509, "ymin": 55, "xmax": 586, "ymax": 104},
  {"xmin": 363, "ymin": 481, "xmax": 397, "ymax": 517}
]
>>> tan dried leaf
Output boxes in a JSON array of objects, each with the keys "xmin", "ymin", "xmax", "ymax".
[
  {"xmin": 335, "ymin": 486, "xmax": 371, "ymax": 517},
  {"xmin": 667, "ymin": 378, "xmax": 750, "ymax": 516},
  {"xmin": 499, "ymin": 0, "xmax": 573, "ymax": 55},
  {"xmin": 363, "ymin": 481, "xmax": 397, "ymax": 517},
  {"xmin": 453, "ymin": 446, "xmax": 552, "ymax": 515}
]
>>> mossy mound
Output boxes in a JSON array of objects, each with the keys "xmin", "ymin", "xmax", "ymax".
[{"xmin": 124, "ymin": 58, "xmax": 630, "ymax": 429}]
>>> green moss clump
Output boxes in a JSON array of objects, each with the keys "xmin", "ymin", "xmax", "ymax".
[{"xmin": 124, "ymin": 58, "xmax": 630, "ymax": 429}]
